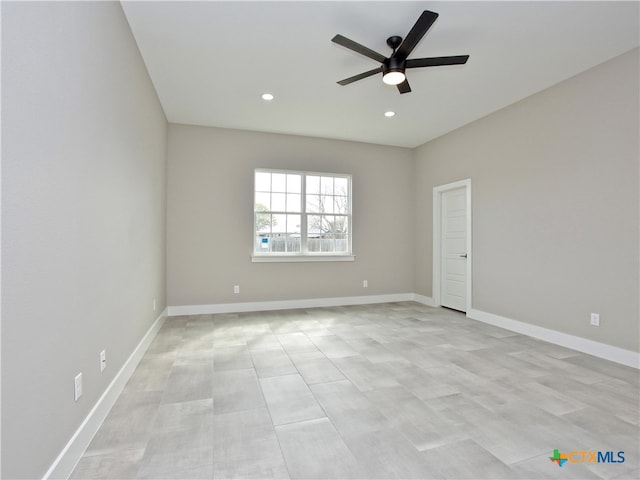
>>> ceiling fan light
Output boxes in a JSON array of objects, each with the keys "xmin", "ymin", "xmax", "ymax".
[{"xmin": 382, "ymin": 70, "xmax": 405, "ymax": 86}]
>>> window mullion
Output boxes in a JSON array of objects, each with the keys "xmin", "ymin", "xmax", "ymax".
[{"xmin": 301, "ymin": 173, "xmax": 307, "ymax": 255}]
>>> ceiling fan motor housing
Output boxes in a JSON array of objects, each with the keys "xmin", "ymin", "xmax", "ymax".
[{"xmin": 383, "ymin": 56, "xmax": 406, "ymax": 76}]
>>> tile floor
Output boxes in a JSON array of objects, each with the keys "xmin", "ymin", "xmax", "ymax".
[{"xmin": 71, "ymin": 302, "xmax": 639, "ymax": 479}]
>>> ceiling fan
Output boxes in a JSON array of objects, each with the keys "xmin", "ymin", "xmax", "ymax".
[{"xmin": 332, "ymin": 10, "xmax": 469, "ymax": 94}]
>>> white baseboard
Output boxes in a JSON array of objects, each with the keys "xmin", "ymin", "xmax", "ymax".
[
  {"xmin": 167, "ymin": 293, "xmax": 415, "ymax": 316},
  {"xmin": 467, "ymin": 308, "xmax": 640, "ymax": 369},
  {"xmin": 411, "ymin": 294, "xmax": 436, "ymax": 307},
  {"xmin": 43, "ymin": 308, "xmax": 168, "ymax": 480}
]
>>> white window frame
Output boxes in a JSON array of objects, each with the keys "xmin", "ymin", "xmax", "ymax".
[{"xmin": 252, "ymin": 168, "xmax": 354, "ymax": 263}]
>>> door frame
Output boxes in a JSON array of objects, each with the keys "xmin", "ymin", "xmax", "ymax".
[{"xmin": 433, "ymin": 179, "xmax": 472, "ymax": 312}]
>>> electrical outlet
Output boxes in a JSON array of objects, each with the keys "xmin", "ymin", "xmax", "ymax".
[
  {"xmin": 74, "ymin": 373, "xmax": 83, "ymax": 401},
  {"xmin": 234, "ymin": 285, "xmax": 240, "ymax": 294},
  {"xmin": 363, "ymin": 280, "xmax": 368, "ymax": 288},
  {"xmin": 100, "ymin": 350, "xmax": 106, "ymax": 372},
  {"xmin": 590, "ymin": 313, "xmax": 600, "ymax": 327}
]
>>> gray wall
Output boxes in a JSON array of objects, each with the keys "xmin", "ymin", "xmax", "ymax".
[
  {"xmin": 1, "ymin": 2, "xmax": 167, "ymax": 478},
  {"xmin": 167, "ymin": 124, "xmax": 415, "ymax": 306},
  {"xmin": 414, "ymin": 48, "xmax": 639, "ymax": 352}
]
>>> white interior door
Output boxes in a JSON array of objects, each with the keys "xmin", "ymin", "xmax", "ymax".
[{"xmin": 441, "ymin": 187, "xmax": 467, "ymax": 311}]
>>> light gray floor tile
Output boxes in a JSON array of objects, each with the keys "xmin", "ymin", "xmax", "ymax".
[
  {"xmin": 441, "ymin": 331, "xmax": 499, "ymax": 351},
  {"xmin": 365, "ymin": 385, "xmax": 444, "ymax": 425},
  {"xmin": 332, "ymin": 355, "xmax": 400, "ymax": 392},
  {"xmin": 309, "ymin": 335, "xmax": 359, "ymax": 358},
  {"xmin": 161, "ymin": 316, "xmax": 189, "ymax": 329},
  {"xmin": 522, "ymin": 340, "xmax": 583, "ymax": 360},
  {"xmin": 275, "ymin": 417, "xmax": 365, "ymax": 479},
  {"xmin": 245, "ymin": 333, "xmax": 281, "ymax": 351},
  {"xmin": 310, "ymin": 380, "xmax": 390, "ymax": 437},
  {"xmin": 550, "ymin": 359, "xmax": 613, "ymax": 385},
  {"xmin": 471, "ymin": 414, "xmax": 560, "ymax": 465},
  {"xmin": 595, "ymin": 377, "xmax": 640, "ymax": 404},
  {"xmin": 561, "ymin": 407, "xmax": 640, "ymax": 447},
  {"xmin": 277, "ymin": 332, "xmax": 318, "ymax": 354},
  {"xmin": 213, "ymin": 345, "xmax": 253, "ymax": 371},
  {"xmin": 346, "ymin": 323, "xmax": 387, "ymax": 337},
  {"xmin": 382, "ymin": 362, "xmax": 461, "ymax": 400},
  {"xmin": 144, "ymin": 333, "xmax": 182, "ymax": 356},
  {"xmin": 213, "ymin": 323, "xmax": 243, "ymax": 336},
  {"xmin": 138, "ymin": 463, "xmax": 214, "ymax": 480},
  {"xmin": 343, "ymin": 337, "xmax": 407, "ymax": 363},
  {"xmin": 269, "ymin": 319, "xmax": 307, "ymax": 335},
  {"xmin": 564, "ymin": 353, "xmax": 640, "ymax": 383},
  {"xmin": 514, "ymin": 380, "xmax": 588, "ymax": 415},
  {"xmin": 152, "ymin": 398, "xmax": 213, "ymax": 433},
  {"xmin": 84, "ymin": 391, "xmax": 162, "ymax": 455},
  {"xmin": 420, "ymin": 438, "xmax": 518, "ymax": 479},
  {"xmin": 473, "ymin": 347, "xmax": 552, "ymax": 378},
  {"xmin": 288, "ymin": 351, "xmax": 346, "ymax": 385},
  {"xmin": 241, "ymin": 321, "xmax": 272, "ymax": 334},
  {"xmin": 178, "ymin": 328, "xmax": 214, "ymax": 348},
  {"xmin": 213, "ymin": 368, "xmax": 265, "ymax": 415},
  {"xmin": 70, "ymin": 448, "xmax": 144, "ymax": 479},
  {"xmin": 449, "ymin": 349, "xmax": 513, "ymax": 376},
  {"xmin": 388, "ymin": 340, "xmax": 454, "ymax": 369},
  {"xmin": 213, "ymin": 407, "xmax": 289, "ymax": 479},
  {"xmin": 295, "ymin": 318, "xmax": 333, "ymax": 337},
  {"xmin": 455, "ymin": 378, "xmax": 520, "ymax": 414},
  {"xmin": 510, "ymin": 348, "xmax": 581, "ymax": 372},
  {"xmin": 190, "ymin": 318, "xmax": 216, "ymax": 334},
  {"xmin": 173, "ymin": 346, "xmax": 213, "ymax": 365},
  {"xmin": 213, "ymin": 329, "xmax": 247, "ymax": 347},
  {"xmin": 342, "ymin": 428, "xmax": 435, "ymax": 479},
  {"xmin": 161, "ymin": 362, "xmax": 213, "ymax": 404},
  {"xmin": 260, "ymin": 374, "xmax": 325, "ymax": 426},
  {"xmin": 136, "ymin": 425, "xmax": 214, "ymax": 479},
  {"xmin": 124, "ymin": 354, "xmax": 174, "ymax": 392},
  {"xmin": 366, "ymin": 386, "xmax": 472, "ymax": 451},
  {"xmin": 539, "ymin": 374, "xmax": 640, "ymax": 419},
  {"xmin": 250, "ymin": 346, "xmax": 298, "ymax": 378}
]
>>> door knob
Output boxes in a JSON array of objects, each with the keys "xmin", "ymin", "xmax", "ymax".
[{"xmin": 460, "ymin": 253, "xmax": 467, "ymax": 258}]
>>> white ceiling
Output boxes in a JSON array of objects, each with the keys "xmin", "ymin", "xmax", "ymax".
[{"xmin": 121, "ymin": 1, "xmax": 639, "ymax": 148}]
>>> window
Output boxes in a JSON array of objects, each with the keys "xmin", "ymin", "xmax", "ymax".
[{"xmin": 253, "ymin": 169, "xmax": 353, "ymax": 262}]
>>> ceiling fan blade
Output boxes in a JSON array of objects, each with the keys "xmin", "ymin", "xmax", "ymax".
[
  {"xmin": 397, "ymin": 79, "xmax": 411, "ymax": 94},
  {"xmin": 332, "ymin": 34, "xmax": 387, "ymax": 63},
  {"xmin": 337, "ymin": 67, "xmax": 382, "ymax": 86},
  {"xmin": 406, "ymin": 55, "xmax": 469, "ymax": 68},
  {"xmin": 395, "ymin": 10, "xmax": 439, "ymax": 61}
]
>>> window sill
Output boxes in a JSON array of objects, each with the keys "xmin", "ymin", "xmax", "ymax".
[{"xmin": 251, "ymin": 254, "xmax": 355, "ymax": 263}]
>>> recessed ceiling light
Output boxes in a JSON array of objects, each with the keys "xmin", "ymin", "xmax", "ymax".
[
  {"xmin": 384, "ymin": 111, "xmax": 396, "ymax": 117},
  {"xmin": 261, "ymin": 93, "xmax": 274, "ymax": 101}
]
